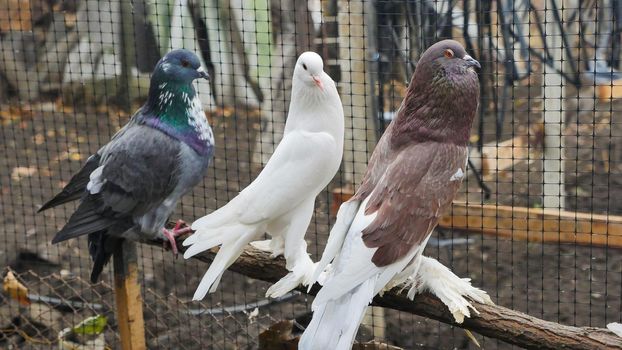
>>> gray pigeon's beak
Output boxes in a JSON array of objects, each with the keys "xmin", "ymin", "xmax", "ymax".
[
  {"xmin": 463, "ymin": 54, "xmax": 481, "ymax": 70},
  {"xmin": 197, "ymin": 66, "xmax": 210, "ymax": 80}
]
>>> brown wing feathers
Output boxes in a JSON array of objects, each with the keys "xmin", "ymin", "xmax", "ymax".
[{"xmin": 356, "ymin": 143, "xmax": 466, "ymax": 267}]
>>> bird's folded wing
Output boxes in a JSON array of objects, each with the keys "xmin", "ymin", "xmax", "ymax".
[
  {"xmin": 357, "ymin": 142, "xmax": 468, "ymax": 267},
  {"xmin": 51, "ymin": 126, "xmax": 181, "ymax": 243},
  {"xmin": 98, "ymin": 125, "xmax": 181, "ymax": 214},
  {"xmin": 314, "ymin": 143, "xmax": 467, "ymax": 304},
  {"xmin": 39, "ymin": 122, "xmax": 135, "ymax": 212},
  {"xmin": 38, "ymin": 154, "xmax": 101, "ymax": 212},
  {"xmin": 194, "ymin": 130, "xmax": 339, "ymax": 229}
]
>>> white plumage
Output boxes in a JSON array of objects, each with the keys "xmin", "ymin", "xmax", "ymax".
[
  {"xmin": 299, "ymin": 40, "xmax": 492, "ymax": 350},
  {"xmin": 184, "ymin": 52, "xmax": 344, "ymax": 301},
  {"xmin": 300, "ymin": 197, "xmax": 428, "ymax": 350}
]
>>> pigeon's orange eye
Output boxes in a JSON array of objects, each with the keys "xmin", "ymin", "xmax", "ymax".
[
  {"xmin": 181, "ymin": 60, "xmax": 190, "ymax": 67},
  {"xmin": 444, "ymin": 49, "xmax": 454, "ymax": 58}
]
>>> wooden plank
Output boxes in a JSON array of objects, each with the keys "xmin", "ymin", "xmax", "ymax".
[
  {"xmin": 597, "ymin": 81, "xmax": 622, "ymax": 101},
  {"xmin": 113, "ymin": 241, "xmax": 146, "ymax": 350},
  {"xmin": 439, "ymin": 202, "xmax": 622, "ymax": 248},
  {"xmin": 479, "ymin": 135, "xmax": 531, "ymax": 180}
]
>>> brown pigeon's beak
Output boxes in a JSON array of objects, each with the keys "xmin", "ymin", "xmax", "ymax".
[
  {"xmin": 463, "ymin": 55, "xmax": 481, "ymax": 70},
  {"xmin": 312, "ymin": 75, "xmax": 324, "ymax": 91},
  {"xmin": 197, "ymin": 66, "xmax": 210, "ymax": 80}
]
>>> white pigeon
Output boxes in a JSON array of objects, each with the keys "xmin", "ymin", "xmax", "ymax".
[
  {"xmin": 183, "ymin": 52, "xmax": 344, "ymax": 301},
  {"xmin": 299, "ymin": 40, "xmax": 492, "ymax": 350}
]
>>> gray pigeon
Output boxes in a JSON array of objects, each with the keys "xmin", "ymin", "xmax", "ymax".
[{"xmin": 39, "ymin": 49, "xmax": 214, "ymax": 282}]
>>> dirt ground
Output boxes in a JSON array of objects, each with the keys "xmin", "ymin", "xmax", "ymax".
[{"xmin": 1, "ymin": 80, "xmax": 621, "ymax": 349}]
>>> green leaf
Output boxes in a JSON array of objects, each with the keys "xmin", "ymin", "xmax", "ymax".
[{"xmin": 71, "ymin": 315, "xmax": 108, "ymax": 336}]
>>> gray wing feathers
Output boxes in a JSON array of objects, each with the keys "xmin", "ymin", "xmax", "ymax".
[
  {"xmin": 50, "ymin": 125, "xmax": 183, "ymax": 243},
  {"xmin": 38, "ymin": 154, "xmax": 101, "ymax": 212},
  {"xmin": 99, "ymin": 127, "xmax": 181, "ymax": 215}
]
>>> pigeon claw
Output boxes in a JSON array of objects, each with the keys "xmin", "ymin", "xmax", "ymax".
[
  {"xmin": 172, "ymin": 219, "xmax": 187, "ymax": 231},
  {"xmin": 162, "ymin": 220, "xmax": 194, "ymax": 256}
]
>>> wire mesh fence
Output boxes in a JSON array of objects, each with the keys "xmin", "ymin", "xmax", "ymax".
[{"xmin": 1, "ymin": 0, "xmax": 622, "ymax": 349}]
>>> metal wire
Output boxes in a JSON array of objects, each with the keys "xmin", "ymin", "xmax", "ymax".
[{"xmin": 1, "ymin": 1, "xmax": 621, "ymax": 349}]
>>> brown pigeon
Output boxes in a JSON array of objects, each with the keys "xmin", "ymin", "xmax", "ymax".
[{"xmin": 299, "ymin": 40, "xmax": 491, "ymax": 350}]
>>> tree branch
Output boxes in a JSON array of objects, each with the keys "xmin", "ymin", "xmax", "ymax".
[{"xmin": 147, "ymin": 240, "xmax": 622, "ymax": 349}]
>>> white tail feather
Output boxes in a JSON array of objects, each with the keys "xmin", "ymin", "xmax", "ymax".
[
  {"xmin": 189, "ymin": 224, "xmax": 259, "ymax": 300},
  {"xmin": 308, "ymin": 200, "xmax": 359, "ymax": 289},
  {"xmin": 299, "ymin": 278, "xmax": 375, "ymax": 350},
  {"xmin": 190, "ymin": 197, "xmax": 240, "ymax": 231},
  {"xmin": 182, "ymin": 231, "xmax": 230, "ymax": 258}
]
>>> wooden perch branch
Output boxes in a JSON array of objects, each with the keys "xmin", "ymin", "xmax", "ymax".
[{"xmin": 148, "ymin": 241, "xmax": 622, "ymax": 350}]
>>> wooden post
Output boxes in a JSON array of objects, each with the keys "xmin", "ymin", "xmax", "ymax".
[
  {"xmin": 113, "ymin": 241, "xmax": 146, "ymax": 350},
  {"xmin": 541, "ymin": 0, "xmax": 566, "ymax": 208},
  {"xmin": 338, "ymin": 0, "xmax": 379, "ymax": 186},
  {"xmin": 119, "ymin": 0, "xmax": 137, "ymax": 110}
]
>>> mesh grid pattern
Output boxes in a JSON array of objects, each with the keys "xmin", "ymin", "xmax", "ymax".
[{"xmin": 1, "ymin": 0, "xmax": 622, "ymax": 349}]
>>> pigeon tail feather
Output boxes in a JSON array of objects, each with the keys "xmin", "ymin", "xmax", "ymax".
[
  {"xmin": 299, "ymin": 278, "xmax": 375, "ymax": 350},
  {"xmin": 189, "ymin": 224, "xmax": 259, "ymax": 300},
  {"xmin": 189, "ymin": 198, "xmax": 241, "ymax": 233},
  {"xmin": 88, "ymin": 232, "xmax": 124, "ymax": 283},
  {"xmin": 309, "ymin": 200, "xmax": 359, "ymax": 290},
  {"xmin": 39, "ymin": 155, "xmax": 101, "ymax": 212},
  {"xmin": 51, "ymin": 196, "xmax": 117, "ymax": 244}
]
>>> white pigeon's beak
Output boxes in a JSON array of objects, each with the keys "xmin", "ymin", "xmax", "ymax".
[{"xmin": 312, "ymin": 75, "xmax": 324, "ymax": 91}]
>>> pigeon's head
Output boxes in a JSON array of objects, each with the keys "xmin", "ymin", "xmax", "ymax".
[
  {"xmin": 294, "ymin": 52, "xmax": 329, "ymax": 91},
  {"xmin": 416, "ymin": 40, "xmax": 480, "ymax": 82},
  {"xmin": 153, "ymin": 49, "xmax": 209, "ymax": 84},
  {"xmin": 394, "ymin": 40, "xmax": 480, "ymax": 147}
]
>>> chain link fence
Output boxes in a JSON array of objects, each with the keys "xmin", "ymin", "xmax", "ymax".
[{"xmin": 1, "ymin": 0, "xmax": 622, "ymax": 349}]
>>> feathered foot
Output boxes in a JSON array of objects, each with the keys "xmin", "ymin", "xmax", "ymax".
[
  {"xmin": 249, "ymin": 238, "xmax": 285, "ymax": 258},
  {"xmin": 163, "ymin": 220, "xmax": 193, "ymax": 255},
  {"xmin": 266, "ymin": 257, "xmax": 317, "ymax": 298},
  {"xmin": 404, "ymin": 256, "xmax": 493, "ymax": 323}
]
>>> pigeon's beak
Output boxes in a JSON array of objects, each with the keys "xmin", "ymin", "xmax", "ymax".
[
  {"xmin": 197, "ymin": 66, "xmax": 210, "ymax": 80},
  {"xmin": 463, "ymin": 55, "xmax": 481, "ymax": 70},
  {"xmin": 312, "ymin": 75, "xmax": 324, "ymax": 91}
]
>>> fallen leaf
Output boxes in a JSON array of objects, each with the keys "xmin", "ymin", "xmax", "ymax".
[
  {"xmin": 33, "ymin": 133, "xmax": 45, "ymax": 145},
  {"xmin": 71, "ymin": 315, "xmax": 108, "ymax": 336},
  {"xmin": 53, "ymin": 147, "xmax": 83, "ymax": 162},
  {"xmin": 69, "ymin": 152, "xmax": 83, "ymax": 161},
  {"xmin": 11, "ymin": 166, "xmax": 37, "ymax": 181},
  {"xmin": 3, "ymin": 270, "xmax": 31, "ymax": 306}
]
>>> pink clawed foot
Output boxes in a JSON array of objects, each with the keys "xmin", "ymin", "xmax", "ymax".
[{"xmin": 162, "ymin": 220, "xmax": 194, "ymax": 255}]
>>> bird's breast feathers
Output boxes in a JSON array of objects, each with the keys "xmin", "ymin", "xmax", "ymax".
[{"xmin": 185, "ymin": 95, "xmax": 214, "ymax": 145}]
